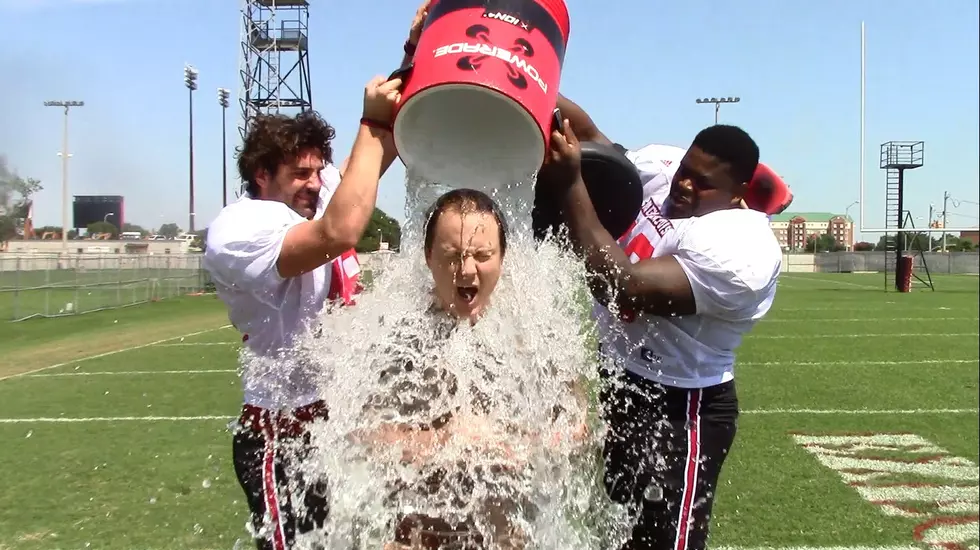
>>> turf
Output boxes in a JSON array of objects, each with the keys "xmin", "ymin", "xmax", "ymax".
[
  {"xmin": 0, "ymin": 273, "xmax": 977, "ymax": 549},
  {"xmin": 0, "ymin": 268, "xmax": 205, "ymax": 321}
]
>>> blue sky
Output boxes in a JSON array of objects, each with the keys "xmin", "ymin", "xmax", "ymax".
[{"xmin": 1, "ymin": 0, "xmax": 977, "ymax": 241}]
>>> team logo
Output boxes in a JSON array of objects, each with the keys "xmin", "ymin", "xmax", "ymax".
[{"xmin": 456, "ymin": 24, "xmax": 535, "ymax": 90}]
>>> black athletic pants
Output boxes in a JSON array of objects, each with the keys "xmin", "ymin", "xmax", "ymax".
[
  {"xmin": 600, "ymin": 368, "xmax": 739, "ymax": 550},
  {"xmin": 232, "ymin": 402, "xmax": 330, "ymax": 550}
]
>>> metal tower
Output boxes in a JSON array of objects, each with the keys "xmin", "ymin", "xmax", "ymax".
[
  {"xmin": 879, "ymin": 141, "xmax": 926, "ymax": 292},
  {"xmin": 239, "ymin": 0, "xmax": 312, "ymax": 140}
]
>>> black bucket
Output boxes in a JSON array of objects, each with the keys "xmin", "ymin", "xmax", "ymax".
[{"xmin": 532, "ymin": 140, "xmax": 643, "ymax": 242}]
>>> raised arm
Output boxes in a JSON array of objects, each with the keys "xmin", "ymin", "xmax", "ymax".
[
  {"xmin": 546, "ymin": 119, "xmax": 697, "ymax": 317},
  {"xmin": 556, "ymin": 93, "xmax": 613, "ymax": 146},
  {"xmin": 277, "ymin": 76, "xmax": 402, "ymax": 278}
]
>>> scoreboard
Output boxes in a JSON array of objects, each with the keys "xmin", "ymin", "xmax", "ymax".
[{"xmin": 73, "ymin": 195, "xmax": 124, "ymax": 229}]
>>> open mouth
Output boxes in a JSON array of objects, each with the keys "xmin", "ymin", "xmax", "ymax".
[{"xmin": 456, "ymin": 286, "xmax": 478, "ymax": 304}]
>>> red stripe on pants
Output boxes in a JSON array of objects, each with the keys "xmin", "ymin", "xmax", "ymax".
[
  {"xmin": 673, "ymin": 389, "xmax": 702, "ymax": 550},
  {"xmin": 261, "ymin": 416, "xmax": 287, "ymax": 550}
]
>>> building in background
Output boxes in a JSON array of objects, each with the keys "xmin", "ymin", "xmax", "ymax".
[
  {"xmin": 769, "ymin": 212, "xmax": 854, "ymax": 251},
  {"xmin": 960, "ymin": 230, "xmax": 980, "ymax": 246}
]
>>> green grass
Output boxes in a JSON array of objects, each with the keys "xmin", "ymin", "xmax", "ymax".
[{"xmin": 0, "ymin": 273, "xmax": 977, "ymax": 549}]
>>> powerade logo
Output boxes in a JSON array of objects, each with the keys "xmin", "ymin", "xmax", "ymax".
[
  {"xmin": 434, "ymin": 24, "xmax": 548, "ymax": 93},
  {"xmin": 434, "ymin": 42, "xmax": 548, "ymax": 93}
]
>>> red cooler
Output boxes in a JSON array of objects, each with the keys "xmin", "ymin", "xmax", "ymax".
[{"xmin": 393, "ymin": 0, "xmax": 570, "ymax": 190}]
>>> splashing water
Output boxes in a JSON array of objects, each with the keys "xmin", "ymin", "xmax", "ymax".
[{"xmin": 291, "ymin": 171, "xmax": 634, "ymax": 549}]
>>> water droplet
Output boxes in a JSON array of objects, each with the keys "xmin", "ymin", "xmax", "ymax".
[{"xmin": 643, "ymin": 484, "xmax": 664, "ymax": 501}]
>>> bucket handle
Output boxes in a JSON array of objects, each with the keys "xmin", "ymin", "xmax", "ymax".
[
  {"xmin": 387, "ymin": 62, "xmax": 414, "ymax": 90},
  {"xmin": 551, "ymin": 107, "xmax": 564, "ymax": 136}
]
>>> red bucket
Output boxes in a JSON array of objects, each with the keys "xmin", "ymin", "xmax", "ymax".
[
  {"xmin": 746, "ymin": 162, "xmax": 793, "ymax": 215},
  {"xmin": 393, "ymin": 0, "xmax": 571, "ymax": 190}
]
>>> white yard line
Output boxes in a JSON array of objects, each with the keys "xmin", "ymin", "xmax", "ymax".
[
  {"xmin": 716, "ymin": 547, "xmax": 924, "ymax": 550},
  {"xmin": 154, "ymin": 332, "xmax": 980, "ymax": 345},
  {"xmin": 19, "ymin": 358, "xmax": 976, "ymax": 378},
  {"xmin": 741, "ymin": 408, "xmax": 978, "ymax": 415},
  {"xmin": 0, "ymin": 415, "xmax": 233, "ymax": 423},
  {"xmin": 155, "ymin": 342, "xmax": 238, "ymax": 347},
  {"xmin": 754, "ymin": 332, "xmax": 978, "ymax": 339},
  {"xmin": 2, "ymin": 408, "xmax": 976, "ymax": 423},
  {"xmin": 779, "ymin": 273, "xmax": 884, "ymax": 290},
  {"xmin": 763, "ymin": 317, "xmax": 978, "ymax": 323},
  {"xmin": 776, "ymin": 306, "xmax": 978, "ymax": 312},
  {"xmin": 23, "ymin": 370, "xmax": 237, "ymax": 377},
  {"xmin": 0, "ymin": 325, "xmax": 233, "ymax": 382},
  {"xmin": 779, "ymin": 275, "xmax": 881, "ymax": 290},
  {"xmin": 739, "ymin": 359, "xmax": 978, "ymax": 367}
]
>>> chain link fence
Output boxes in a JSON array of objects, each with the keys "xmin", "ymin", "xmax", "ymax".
[
  {"xmin": 0, "ymin": 254, "xmax": 210, "ymax": 321},
  {"xmin": 781, "ymin": 251, "xmax": 980, "ymax": 274}
]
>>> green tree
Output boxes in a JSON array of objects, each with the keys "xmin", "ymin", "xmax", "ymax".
[
  {"xmin": 0, "ymin": 156, "xmax": 43, "ymax": 244},
  {"xmin": 33, "ymin": 225, "xmax": 62, "ymax": 238},
  {"xmin": 853, "ymin": 241, "xmax": 874, "ymax": 251},
  {"xmin": 190, "ymin": 228, "xmax": 208, "ymax": 251},
  {"xmin": 158, "ymin": 223, "xmax": 181, "ymax": 239},
  {"xmin": 875, "ymin": 235, "xmax": 895, "ymax": 252},
  {"xmin": 805, "ymin": 233, "xmax": 841, "ymax": 252},
  {"xmin": 86, "ymin": 221, "xmax": 119, "ymax": 238},
  {"xmin": 122, "ymin": 223, "xmax": 148, "ymax": 235},
  {"xmin": 356, "ymin": 208, "xmax": 402, "ymax": 252}
]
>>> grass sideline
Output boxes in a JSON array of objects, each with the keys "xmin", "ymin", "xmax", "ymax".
[{"xmin": 0, "ymin": 273, "xmax": 977, "ymax": 549}]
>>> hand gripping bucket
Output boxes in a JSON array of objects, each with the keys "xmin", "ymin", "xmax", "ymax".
[{"xmin": 393, "ymin": 0, "xmax": 571, "ymax": 189}]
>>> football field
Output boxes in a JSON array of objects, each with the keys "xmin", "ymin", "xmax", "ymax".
[{"xmin": 0, "ymin": 273, "xmax": 977, "ymax": 550}]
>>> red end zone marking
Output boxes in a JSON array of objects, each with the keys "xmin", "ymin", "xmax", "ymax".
[{"xmin": 794, "ymin": 433, "xmax": 979, "ymax": 549}]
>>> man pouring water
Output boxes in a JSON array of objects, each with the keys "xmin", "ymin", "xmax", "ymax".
[
  {"xmin": 541, "ymin": 98, "xmax": 782, "ymax": 550},
  {"xmin": 201, "ymin": 30, "xmax": 419, "ymax": 546}
]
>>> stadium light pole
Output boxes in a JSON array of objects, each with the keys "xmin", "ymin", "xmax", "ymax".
[
  {"xmin": 43, "ymin": 100, "xmax": 84, "ymax": 255},
  {"xmin": 217, "ymin": 88, "xmax": 230, "ymax": 208},
  {"xmin": 845, "ymin": 201, "xmax": 859, "ymax": 250},
  {"xmin": 184, "ymin": 65, "xmax": 199, "ymax": 233},
  {"xmin": 695, "ymin": 96, "xmax": 740, "ymax": 124}
]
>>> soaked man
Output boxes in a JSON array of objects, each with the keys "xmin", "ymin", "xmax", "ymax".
[
  {"xmin": 204, "ymin": 76, "xmax": 401, "ymax": 547},
  {"xmin": 542, "ymin": 96, "xmax": 782, "ymax": 550}
]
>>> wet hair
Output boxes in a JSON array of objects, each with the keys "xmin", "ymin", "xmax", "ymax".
[
  {"xmin": 424, "ymin": 189, "xmax": 509, "ymax": 257},
  {"xmin": 237, "ymin": 111, "xmax": 336, "ymax": 196},
  {"xmin": 691, "ymin": 124, "xmax": 760, "ymax": 185}
]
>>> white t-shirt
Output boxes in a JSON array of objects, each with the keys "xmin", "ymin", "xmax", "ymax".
[
  {"xmin": 204, "ymin": 164, "xmax": 345, "ymax": 409},
  {"xmin": 593, "ymin": 144, "xmax": 782, "ymax": 389}
]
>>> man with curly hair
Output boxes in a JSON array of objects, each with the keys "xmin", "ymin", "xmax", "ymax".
[{"xmin": 203, "ymin": 63, "xmax": 406, "ymax": 547}]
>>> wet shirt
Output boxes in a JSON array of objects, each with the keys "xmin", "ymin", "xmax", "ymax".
[
  {"xmin": 365, "ymin": 310, "xmax": 498, "ymax": 430},
  {"xmin": 204, "ymin": 164, "xmax": 351, "ymax": 410},
  {"xmin": 593, "ymin": 144, "xmax": 782, "ymax": 389}
]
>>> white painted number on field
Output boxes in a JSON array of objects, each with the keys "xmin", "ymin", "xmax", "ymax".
[{"xmin": 794, "ymin": 433, "xmax": 979, "ymax": 550}]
